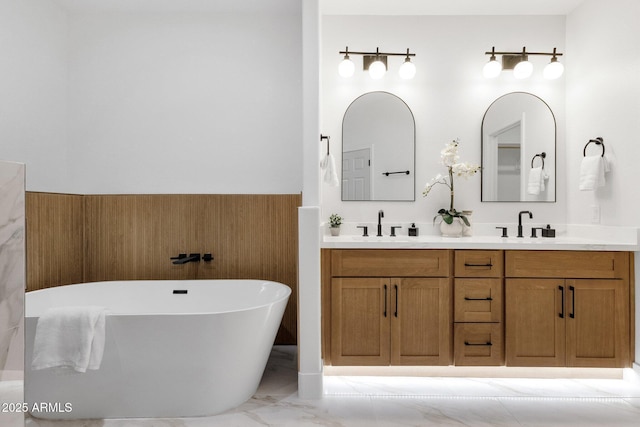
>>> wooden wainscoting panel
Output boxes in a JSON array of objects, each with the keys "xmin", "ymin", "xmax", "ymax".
[
  {"xmin": 26, "ymin": 192, "xmax": 85, "ymax": 291},
  {"xmin": 83, "ymin": 194, "xmax": 300, "ymax": 344}
]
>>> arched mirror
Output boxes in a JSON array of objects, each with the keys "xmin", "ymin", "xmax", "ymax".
[
  {"xmin": 481, "ymin": 92, "xmax": 556, "ymax": 202},
  {"xmin": 342, "ymin": 91, "xmax": 415, "ymax": 201}
]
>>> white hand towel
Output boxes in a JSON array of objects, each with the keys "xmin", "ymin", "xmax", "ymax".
[
  {"xmin": 579, "ymin": 155, "xmax": 605, "ymax": 191},
  {"xmin": 321, "ymin": 153, "xmax": 339, "ymax": 187},
  {"xmin": 31, "ymin": 306, "xmax": 107, "ymax": 373},
  {"xmin": 541, "ymin": 170, "xmax": 549, "ymax": 192},
  {"xmin": 527, "ymin": 167, "xmax": 543, "ymax": 195}
]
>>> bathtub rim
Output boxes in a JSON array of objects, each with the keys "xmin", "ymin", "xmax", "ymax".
[{"xmin": 25, "ymin": 279, "xmax": 292, "ymax": 318}]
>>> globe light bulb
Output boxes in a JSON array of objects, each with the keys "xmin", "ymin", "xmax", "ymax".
[
  {"xmin": 513, "ymin": 59, "xmax": 533, "ymax": 79},
  {"xmin": 483, "ymin": 58, "xmax": 502, "ymax": 78},
  {"xmin": 398, "ymin": 59, "xmax": 416, "ymax": 79},
  {"xmin": 368, "ymin": 59, "xmax": 386, "ymax": 79},
  {"xmin": 338, "ymin": 56, "xmax": 355, "ymax": 78},
  {"xmin": 543, "ymin": 59, "xmax": 564, "ymax": 80}
]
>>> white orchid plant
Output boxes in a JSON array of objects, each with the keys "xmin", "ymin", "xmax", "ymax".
[{"xmin": 423, "ymin": 139, "xmax": 481, "ymax": 226}]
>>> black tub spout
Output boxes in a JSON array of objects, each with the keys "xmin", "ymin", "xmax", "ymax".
[{"xmin": 171, "ymin": 253, "xmax": 201, "ymax": 264}]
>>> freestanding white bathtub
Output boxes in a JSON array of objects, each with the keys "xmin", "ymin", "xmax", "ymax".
[{"xmin": 25, "ymin": 279, "xmax": 291, "ymax": 420}]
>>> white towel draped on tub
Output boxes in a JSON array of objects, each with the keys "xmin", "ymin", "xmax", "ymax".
[
  {"xmin": 31, "ymin": 306, "xmax": 108, "ymax": 373},
  {"xmin": 579, "ymin": 155, "xmax": 608, "ymax": 191}
]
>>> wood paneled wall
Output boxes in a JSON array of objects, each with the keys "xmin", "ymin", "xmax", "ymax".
[
  {"xmin": 26, "ymin": 192, "xmax": 85, "ymax": 290},
  {"xmin": 26, "ymin": 193, "xmax": 301, "ymax": 344}
]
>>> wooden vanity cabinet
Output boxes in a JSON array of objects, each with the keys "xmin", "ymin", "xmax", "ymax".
[
  {"xmin": 505, "ymin": 251, "xmax": 631, "ymax": 368},
  {"xmin": 453, "ymin": 250, "xmax": 505, "ymax": 366},
  {"xmin": 327, "ymin": 250, "xmax": 452, "ymax": 366}
]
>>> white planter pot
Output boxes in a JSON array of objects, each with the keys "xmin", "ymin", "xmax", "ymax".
[
  {"xmin": 439, "ymin": 218, "xmax": 463, "ymax": 237},
  {"xmin": 330, "ymin": 227, "xmax": 340, "ymax": 236}
]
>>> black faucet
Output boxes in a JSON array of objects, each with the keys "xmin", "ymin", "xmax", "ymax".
[
  {"xmin": 377, "ymin": 210, "xmax": 384, "ymax": 237},
  {"xmin": 171, "ymin": 253, "xmax": 201, "ymax": 264},
  {"xmin": 517, "ymin": 211, "xmax": 533, "ymax": 238}
]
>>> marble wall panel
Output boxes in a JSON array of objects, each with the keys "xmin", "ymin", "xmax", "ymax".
[{"xmin": 0, "ymin": 161, "xmax": 25, "ymax": 376}]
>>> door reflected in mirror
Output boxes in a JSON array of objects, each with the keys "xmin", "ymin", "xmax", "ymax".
[
  {"xmin": 481, "ymin": 92, "xmax": 556, "ymax": 202},
  {"xmin": 342, "ymin": 91, "xmax": 415, "ymax": 201}
]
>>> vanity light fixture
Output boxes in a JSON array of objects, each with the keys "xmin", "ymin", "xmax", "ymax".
[
  {"xmin": 543, "ymin": 48, "xmax": 565, "ymax": 80},
  {"xmin": 338, "ymin": 47, "xmax": 356, "ymax": 78},
  {"xmin": 338, "ymin": 46, "xmax": 416, "ymax": 80},
  {"xmin": 483, "ymin": 46, "xmax": 564, "ymax": 80},
  {"xmin": 482, "ymin": 47, "xmax": 502, "ymax": 79}
]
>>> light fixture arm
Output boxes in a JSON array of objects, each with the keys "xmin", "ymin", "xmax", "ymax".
[
  {"xmin": 484, "ymin": 46, "xmax": 563, "ymax": 57},
  {"xmin": 339, "ymin": 47, "xmax": 416, "ymax": 58}
]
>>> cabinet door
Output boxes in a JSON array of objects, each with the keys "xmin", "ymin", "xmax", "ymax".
[
  {"xmin": 331, "ymin": 278, "xmax": 390, "ymax": 365},
  {"xmin": 505, "ymin": 279, "xmax": 565, "ymax": 366},
  {"xmin": 566, "ymin": 279, "xmax": 629, "ymax": 367},
  {"xmin": 391, "ymin": 278, "xmax": 452, "ymax": 365}
]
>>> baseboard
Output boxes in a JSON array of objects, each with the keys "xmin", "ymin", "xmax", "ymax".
[
  {"xmin": 298, "ymin": 369, "xmax": 323, "ymax": 399},
  {"xmin": 624, "ymin": 363, "xmax": 640, "ymax": 384}
]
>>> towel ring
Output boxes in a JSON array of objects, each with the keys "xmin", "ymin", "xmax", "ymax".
[
  {"xmin": 583, "ymin": 137, "xmax": 605, "ymax": 157},
  {"xmin": 320, "ymin": 134, "xmax": 330, "ymax": 155},
  {"xmin": 531, "ymin": 152, "xmax": 546, "ymax": 169}
]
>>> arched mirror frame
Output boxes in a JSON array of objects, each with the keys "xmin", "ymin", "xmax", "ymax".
[
  {"xmin": 481, "ymin": 91, "xmax": 557, "ymax": 202},
  {"xmin": 341, "ymin": 91, "xmax": 416, "ymax": 201}
]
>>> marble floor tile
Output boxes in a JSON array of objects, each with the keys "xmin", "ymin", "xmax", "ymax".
[
  {"xmin": 0, "ymin": 380, "xmax": 25, "ymax": 427},
  {"xmin": 23, "ymin": 346, "xmax": 640, "ymax": 427},
  {"xmin": 499, "ymin": 398, "xmax": 640, "ymax": 427}
]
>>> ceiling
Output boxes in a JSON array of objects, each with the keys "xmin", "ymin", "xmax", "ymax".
[
  {"xmin": 52, "ymin": 0, "xmax": 296, "ymax": 13},
  {"xmin": 52, "ymin": 0, "xmax": 586, "ymax": 15},
  {"xmin": 321, "ymin": 0, "xmax": 587, "ymax": 16}
]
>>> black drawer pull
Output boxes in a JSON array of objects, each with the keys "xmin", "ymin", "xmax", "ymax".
[
  {"xmin": 464, "ymin": 297, "xmax": 493, "ymax": 301},
  {"xmin": 464, "ymin": 262, "xmax": 493, "ymax": 267},
  {"xmin": 383, "ymin": 284, "xmax": 388, "ymax": 318},
  {"xmin": 569, "ymin": 285, "xmax": 575, "ymax": 319},
  {"xmin": 464, "ymin": 341, "xmax": 492, "ymax": 346},
  {"xmin": 394, "ymin": 284, "xmax": 398, "ymax": 318}
]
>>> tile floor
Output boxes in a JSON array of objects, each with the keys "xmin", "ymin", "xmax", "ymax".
[{"xmin": 4, "ymin": 346, "xmax": 638, "ymax": 426}]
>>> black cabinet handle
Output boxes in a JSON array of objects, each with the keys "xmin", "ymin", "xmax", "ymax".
[
  {"xmin": 383, "ymin": 284, "xmax": 387, "ymax": 318},
  {"xmin": 464, "ymin": 341, "xmax": 492, "ymax": 346},
  {"xmin": 569, "ymin": 285, "xmax": 575, "ymax": 319},
  {"xmin": 559, "ymin": 285, "xmax": 565, "ymax": 318},
  {"xmin": 464, "ymin": 297, "xmax": 493, "ymax": 301},
  {"xmin": 394, "ymin": 284, "xmax": 398, "ymax": 318},
  {"xmin": 464, "ymin": 262, "xmax": 493, "ymax": 268}
]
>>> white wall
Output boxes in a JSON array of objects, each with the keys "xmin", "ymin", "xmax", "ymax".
[
  {"xmin": 67, "ymin": 7, "xmax": 302, "ymax": 194},
  {"xmin": 566, "ymin": 0, "xmax": 640, "ymax": 227},
  {"xmin": 0, "ymin": 0, "xmax": 69, "ymax": 192},
  {"xmin": 566, "ymin": 0, "xmax": 640, "ymax": 365},
  {"xmin": 321, "ymin": 15, "xmax": 566, "ymax": 229},
  {"xmin": 2, "ymin": 0, "xmax": 302, "ymax": 195}
]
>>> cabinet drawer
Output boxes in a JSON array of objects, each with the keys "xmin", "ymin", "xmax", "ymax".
[
  {"xmin": 455, "ymin": 250, "xmax": 503, "ymax": 277},
  {"xmin": 454, "ymin": 323, "xmax": 504, "ymax": 366},
  {"xmin": 505, "ymin": 251, "xmax": 629, "ymax": 278},
  {"xmin": 454, "ymin": 278, "xmax": 502, "ymax": 323},
  {"xmin": 331, "ymin": 250, "xmax": 451, "ymax": 277}
]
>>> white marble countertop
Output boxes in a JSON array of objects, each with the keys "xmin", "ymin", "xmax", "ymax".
[{"xmin": 321, "ymin": 223, "xmax": 639, "ymax": 251}]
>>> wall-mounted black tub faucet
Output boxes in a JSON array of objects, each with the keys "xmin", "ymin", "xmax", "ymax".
[
  {"xmin": 170, "ymin": 253, "xmax": 201, "ymax": 264},
  {"xmin": 517, "ymin": 211, "xmax": 533, "ymax": 238}
]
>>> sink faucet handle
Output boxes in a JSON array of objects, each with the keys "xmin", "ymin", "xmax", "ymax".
[
  {"xmin": 390, "ymin": 226, "xmax": 402, "ymax": 237},
  {"xmin": 531, "ymin": 227, "xmax": 544, "ymax": 238},
  {"xmin": 495, "ymin": 227, "xmax": 508, "ymax": 238},
  {"xmin": 357, "ymin": 225, "xmax": 369, "ymax": 237}
]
